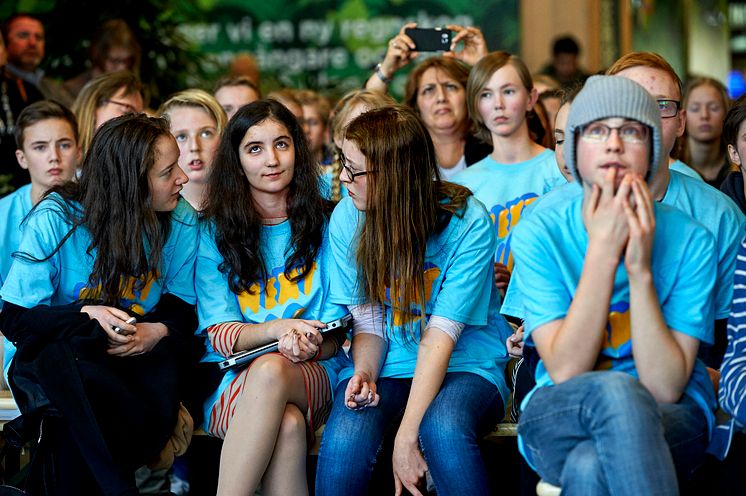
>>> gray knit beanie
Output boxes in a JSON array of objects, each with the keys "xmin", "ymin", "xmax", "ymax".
[{"xmin": 564, "ymin": 75, "xmax": 663, "ymax": 184}]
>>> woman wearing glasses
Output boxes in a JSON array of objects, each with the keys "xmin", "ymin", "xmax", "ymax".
[
  {"xmin": 316, "ymin": 105, "xmax": 513, "ymax": 496},
  {"xmin": 72, "ymin": 70, "xmax": 144, "ymax": 155},
  {"xmin": 194, "ymin": 99, "xmax": 347, "ymax": 495}
]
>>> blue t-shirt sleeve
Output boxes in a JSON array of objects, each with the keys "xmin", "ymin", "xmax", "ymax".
[
  {"xmin": 317, "ymin": 228, "xmax": 349, "ymax": 323},
  {"xmin": 431, "ymin": 202, "xmax": 496, "ymax": 325},
  {"xmin": 161, "ymin": 205, "xmax": 198, "ymax": 305},
  {"xmin": 194, "ymin": 222, "xmax": 245, "ymax": 332},
  {"xmin": 661, "ymin": 227, "xmax": 717, "ymax": 343},
  {"xmin": 328, "ymin": 198, "xmax": 366, "ymax": 306},
  {"xmin": 510, "ymin": 216, "xmax": 571, "ymax": 341},
  {"xmin": 0, "ymin": 201, "xmax": 68, "ymax": 308}
]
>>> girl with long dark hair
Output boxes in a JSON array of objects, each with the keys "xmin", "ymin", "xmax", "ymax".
[
  {"xmin": 195, "ymin": 99, "xmax": 347, "ymax": 495},
  {"xmin": 0, "ymin": 113, "xmax": 197, "ymax": 494}
]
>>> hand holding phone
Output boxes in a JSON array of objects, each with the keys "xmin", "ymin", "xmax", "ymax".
[
  {"xmin": 113, "ymin": 316, "xmax": 137, "ymax": 335},
  {"xmin": 404, "ymin": 27, "xmax": 452, "ymax": 52}
]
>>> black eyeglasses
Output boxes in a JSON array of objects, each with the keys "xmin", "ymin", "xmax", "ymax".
[
  {"xmin": 339, "ymin": 154, "xmax": 370, "ymax": 182},
  {"xmin": 657, "ymin": 99, "xmax": 680, "ymax": 119},
  {"xmin": 104, "ymin": 99, "xmax": 139, "ymax": 115}
]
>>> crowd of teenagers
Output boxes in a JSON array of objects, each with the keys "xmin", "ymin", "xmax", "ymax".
[{"xmin": 2, "ymin": 11, "xmax": 746, "ymax": 496}]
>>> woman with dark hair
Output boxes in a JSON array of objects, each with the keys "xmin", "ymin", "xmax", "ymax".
[
  {"xmin": 0, "ymin": 113, "xmax": 197, "ymax": 494},
  {"xmin": 195, "ymin": 99, "xmax": 347, "ymax": 495},
  {"xmin": 366, "ymin": 24, "xmax": 492, "ymax": 180},
  {"xmin": 315, "ymin": 105, "xmax": 512, "ymax": 496}
]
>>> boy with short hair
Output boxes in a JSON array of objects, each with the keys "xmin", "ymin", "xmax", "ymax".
[
  {"xmin": 0, "ymin": 100, "xmax": 79, "ymax": 375},
  {"xmin": 513, "ymin": 75, "xmax": 717, "ymax": 493}
]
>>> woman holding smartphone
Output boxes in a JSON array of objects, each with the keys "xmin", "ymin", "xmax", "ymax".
[
  {"xmin": 0, "ymin": 114, "xmax": 198, "ymax": 494},
  {"xmin": 366, "ymin": 23, "xmax": 492, "ymax": 180},
  {"xmin": 315, "ymin": 105, "xmax": 512, "ymax": 496},
  {"xmin": 194, "ymin": 99, "xmax": 347, "ymax": 495}
]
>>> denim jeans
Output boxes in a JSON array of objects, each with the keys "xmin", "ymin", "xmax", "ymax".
[
  {"xmin": 518, "ymin": 371, "xmax": 708, "ymax": 496},
  {"xmin": 315, "ymin": 372, "xmax": 503, "ymax": 496}
]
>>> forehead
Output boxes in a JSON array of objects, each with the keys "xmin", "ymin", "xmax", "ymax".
[
  {"xmin": 154, "ymin": 135, "xmax": 179, "ymax": 164},
  {"xmin": 22, "ymin": 117, "xmax": 75, "ymax": 144},
  {"xmin": 615, "ymin": 66, "xmax": 680, "ymax": 99},
  {"xmin": 341, "ymin": 138, "xmax": 363, "ymax": 159},
  {"xmin": 688, "ymin": 84, "xmax": 722, "ymax": 102},
  {"xmin": 216, "ymin": 85, "xmax": 257, "ymax": 102},
  {"xmin": 241, "ymin": 118, "xmax": 290, "ymax": 143},
  {"xmin": 420, "ymin": 67, "xmax": 460, "ymax": 85},
  {"xmin": 9, "ymin": 17, "xmax": 43, "ymax": 34},
  {"xmin": 485, "ymin": 64, "xmax": 523, "ymax": 87},
  {"xmin": 167, "ymin": 105, "xmax": 215, "ymax": 127}
]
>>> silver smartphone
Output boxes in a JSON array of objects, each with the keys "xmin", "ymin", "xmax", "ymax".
[{"xmin": 218, "ymin": 314, "xmax": 352, "ymax": 371}]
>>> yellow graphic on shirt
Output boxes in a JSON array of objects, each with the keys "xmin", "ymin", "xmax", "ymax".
[
  {"xmin": 389, "ymin": 264, "xmax": 441, "ymax": 328},
  {"xmin": 238, "ymin": 262, "xmax": 317, "ymax": 315},
  {"xmin": 489, "ymin": 193, "xmax": 539, "ymax": 270},
  {"xmin": 75, "ymin": 275, "xmax": 157, "ymax": 316},
  {"xmin": 594, "ymin": 301, "xmax": 632, "ymax": 371}
]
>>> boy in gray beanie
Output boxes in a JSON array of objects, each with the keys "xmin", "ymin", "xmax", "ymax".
[{"xmin": 507, "ymin": 75, "xmax": 718, "ymax": 493}]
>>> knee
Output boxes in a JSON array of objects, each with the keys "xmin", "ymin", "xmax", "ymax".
[
  {"xmin": 277, "ymin": 405, "xmax": 306, "ymax": 446},
  {"xmin": 420, "ymin": 406, "xmax": 473, "ymax": 452},
  {"xmin": 587, "ymin": 372, "xmax": 656, "ymax": 411},
  {"xmin": 245, "ymin": 354, "xmax": 294, "ymax": 392},
  {"xmin": 561, "ymin": 441, "xmax": 604, "ymax": 488}
]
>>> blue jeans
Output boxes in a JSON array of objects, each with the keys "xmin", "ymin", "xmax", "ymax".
[
  {"xmin": 315, "ymin": 372, "xmax": 503, "ymax": 496},
  {"xmin": 518, "ymin": 371, "xmax": 708, "ymax": 496}
]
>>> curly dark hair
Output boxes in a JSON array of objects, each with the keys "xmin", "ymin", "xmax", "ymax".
[{"xmin": 203, "ymin": 99, "xmax": 330, "ymax": 294}]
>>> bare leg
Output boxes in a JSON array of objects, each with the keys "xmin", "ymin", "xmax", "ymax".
[
  {"xmin": 216, "ymin": 354, "xmax": 309, "ymax": 496},
  {"xmin": 262, "ymin": 404, "xmax": 309, "ymax": 496}
]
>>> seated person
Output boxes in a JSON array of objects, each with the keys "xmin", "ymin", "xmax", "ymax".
[
  {"xmin": 721, "ymin": 93, "xmax": 746, "ymax": 215},
  {"xmin": 511, "ymin": 75, "xmax": 717, "ymax": 493},
  {"xmin": 0, "ymin": 114, "xmax": 198, "ymax": 494}
]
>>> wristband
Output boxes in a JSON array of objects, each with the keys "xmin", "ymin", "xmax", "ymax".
[{"xmin": 375, "ymin": 63, "xmax": 393, "ymax": 84}]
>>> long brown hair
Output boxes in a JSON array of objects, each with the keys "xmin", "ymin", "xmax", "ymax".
[{"xmin": 344, "ymin": 105, "xmax": 471, "ymax": 336}]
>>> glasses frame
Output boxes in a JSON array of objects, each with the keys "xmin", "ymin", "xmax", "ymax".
[
  {"xmin": 104, "ymin": 99, "xmax": 139, "ymax": 115},
  {"xmin": 579, "ymin": 122, "xmax": 650, "ymax": 144},
  {"xmin": 656, "ymin": 99, "xmax": 681, "ymax": 119},
  {"xmin": 339, "ymin": 153, "xmax": 370, "ymax": 183}
]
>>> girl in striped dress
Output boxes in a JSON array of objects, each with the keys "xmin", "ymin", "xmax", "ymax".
[{"xmin": 194, "ymin": 99, "xmax": 348, "ymax": 495}]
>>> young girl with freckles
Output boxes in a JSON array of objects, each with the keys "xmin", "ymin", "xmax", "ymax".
[
  {"xmin": 511, "ymin": 76, "xmax": 717, "ymax": 494},
  {"xmin": 158, "ymin": 89, "xmax": 227, "ymax": 211},
  {"xmin": 194, "ymin": 100, "xmax": 347, "ymax": 496},
  {"xmin": 453, "ymin": 51, "xmax": 566, "ymax": 292}
]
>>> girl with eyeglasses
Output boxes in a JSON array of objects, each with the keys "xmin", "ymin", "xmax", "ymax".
[
  {"xmin": 316, "ymin": 105, "xmax": 513, "ymax": 496},
  {"xmin": 194, "ymin": 99, "xmax": 348, "ymax": 495},
  {"xmin": 71, "ymin": 70, "xmax": 144, "ymax": 156}
]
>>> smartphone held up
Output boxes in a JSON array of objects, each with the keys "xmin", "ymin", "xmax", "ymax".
[{"xmin": 404, "ymin": 27, "xmax": 452, "ymax": 52}]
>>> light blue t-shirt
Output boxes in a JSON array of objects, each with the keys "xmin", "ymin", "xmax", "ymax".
[
  {"xmin": 0, "ymin": 184, "xmax": 33, "ymax": 379},
  {"xmin": 0, "ymin": 184, "xmax": 33, "ymax": 306},
  {"xmin": 662, "ymin": 170, "xmax": 746, "ymax": 320},
  {"xmin": 509, "ymin": 194, "xmax": 718, "ymax": 461},
  {"xmin": 670, "ymin": 159, "xmax": 703, "ymax": 181},
  {"xmin": 0, "ymin": 195, "xmax": 199, "ymax": 378},
  {"xmin": 452, "ymin": 149, "xmax": 566, "ymax": 269},
  {"xmin": 195, "ymin": 218, "xmax": 348, "ymax": 427},
  {"xmin": 327, "ymin": 196, "xmax": 513, "ymax": 406}
]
